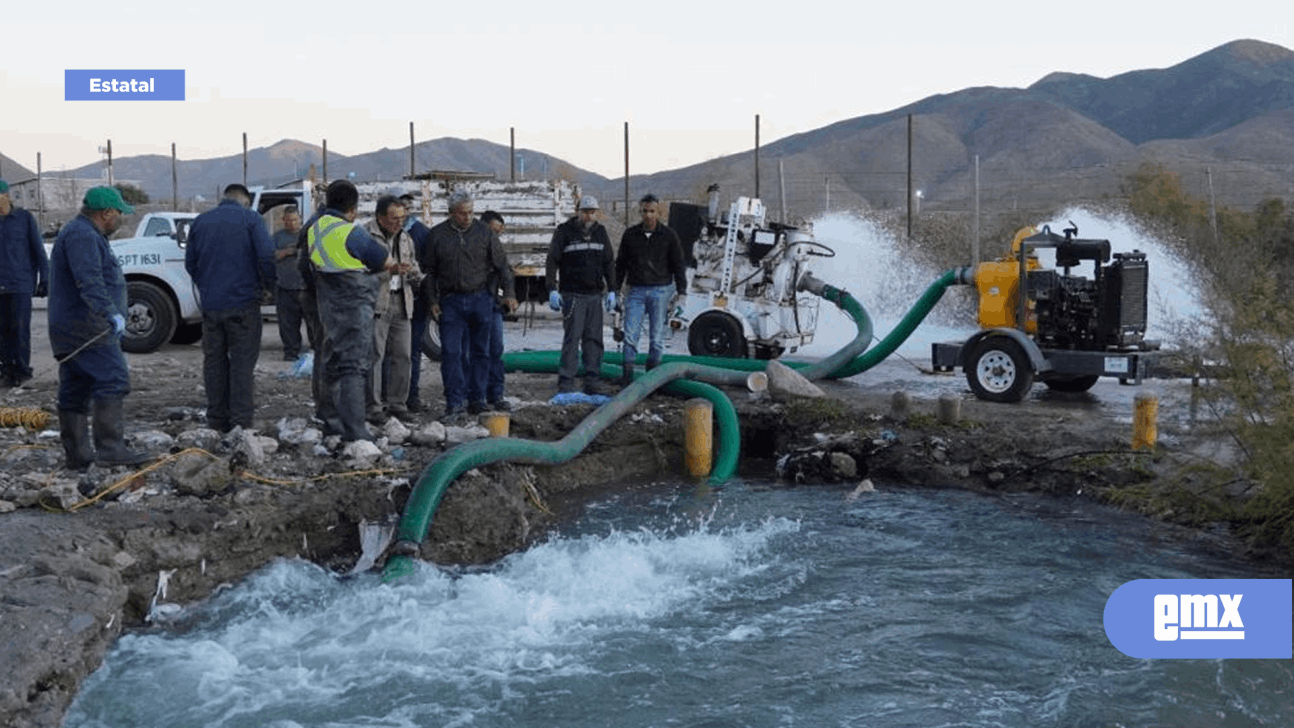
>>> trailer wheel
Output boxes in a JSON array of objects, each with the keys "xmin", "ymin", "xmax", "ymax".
[
  {"xmin": 1043, "ymin": 374, "xmax": 1099, "ymax": 393},
  {"xmin": 121, "ymin": 281, "xmax": 178, "ymax": 354},
  {"xmin": 965, "ymin": 337, "xmax": 1033, "ymax": 402},
  {"xmin": 688, "ymin": 312, "xmax": 748, "ymax": 358}
]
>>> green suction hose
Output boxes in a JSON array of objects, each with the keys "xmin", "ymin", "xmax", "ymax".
[
  {"xmin": 384, "ymin": 269, "xmax": 960, "ymax": 581},
  {"xmin": 382, "ymin": 362, "xmax": 739, "ymax": 582}
]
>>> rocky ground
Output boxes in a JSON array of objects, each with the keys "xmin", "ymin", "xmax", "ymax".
[{"xmin": 0, "ymin": 311, "xmax": 1270, "ymax": 728}]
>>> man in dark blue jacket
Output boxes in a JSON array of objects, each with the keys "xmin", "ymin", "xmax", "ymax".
[
  {"xmin": 49, "ymin": 186, "xmax": 150, "ymax": 469},
  {"xmin": 185, "ymin": 183, "xmax": 275, "ymax": 432},
  {"xmin": 0, "ymin": 179, "xmax": 50, "ymax": 388},
  {"xmin": 401, "ymin": 192, "xmax": 433, "ymax": 413}
]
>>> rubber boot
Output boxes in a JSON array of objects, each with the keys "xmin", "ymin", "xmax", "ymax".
[
  {"xmin": 619, "ymin": 360, "xmax": 634, "ymax": 386},
  {"xmin": 92, "ymin": 397, "xmax": 152, "ymax": 467},
  {"xmin": 58, "ymin": 410, "xmax": 95, "ymax": 471},
  {"xmin": 335, "ymin": 374, "xmax": 374, "ymax": 442}
]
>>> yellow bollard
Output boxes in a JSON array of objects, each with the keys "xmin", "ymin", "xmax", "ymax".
[
  {"xmin": 684, "ymin": 398, "xmax": 713, "ymax": 478},
  {"xmin": 1132, "ymin": 392, "xmax": 1158, "ymax": 450},
  {"xmin": 482, "ymin": 412, "xmax": 510, "ymax": 438}
]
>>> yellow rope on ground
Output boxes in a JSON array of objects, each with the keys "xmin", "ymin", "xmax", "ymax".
[{"xmin": 0, "ymin": 407, "xmax": 52, "ymax": 430}]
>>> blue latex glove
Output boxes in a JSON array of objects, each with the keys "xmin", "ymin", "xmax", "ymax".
[
  {"xmin": 548, "ymin": 290, "xmax": 563, "ymax": 312},
  {"xmin": 605, "ymin": 291, "xmax": 616, "ymax": 312},
  {"xmin": 111, "ymin": 314, "xmax": 126, "ymax": 335}
]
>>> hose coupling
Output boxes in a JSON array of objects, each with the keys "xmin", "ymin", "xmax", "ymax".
[
  {"xmin": 389, "ymin": 539, "xmax": 421, "ymax": 557},
  {"xmin": 796, "ymin": 271, "xmax": 828, "ymax": 296}
]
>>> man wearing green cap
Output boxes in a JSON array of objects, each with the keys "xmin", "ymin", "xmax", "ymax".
[
  {"xmin": 0, "ymin": 179, "xmax": 50, "ymax": 388},
  {"xmin": 47, "ymin": 185, "xmax": 150, "ymax": 469}
]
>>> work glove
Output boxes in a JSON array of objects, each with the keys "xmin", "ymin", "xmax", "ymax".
[
  {"xmin": 548, "ymin": 290, "xmax": 563, "ymax": 312},
  {"xmin": 605, "ymin": 291, "xmax": 616, "ymax": 313},
  {"xmin": 110, "ymin": 314, "xmax": 126, "ymax": 335},
  {"xmin": 669, "ymin": 293, "xmax": 685, "ymax": 316},
  {"xmin": 34, "ymin": 281, "xmax": 48, "ymax": 298}
]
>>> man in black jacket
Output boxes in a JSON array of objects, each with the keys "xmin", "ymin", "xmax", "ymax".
[
  {"xmin": 614, "ymin": 194, "xmax": 687, "ymax": 384},
  {"xmin": 546, "ymin": 196, "xmax": 615, "ymax": 395}
]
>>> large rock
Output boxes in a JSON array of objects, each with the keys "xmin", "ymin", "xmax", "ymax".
[{"xmin": 765, "ymin": 360, "xmax": 826, "ymax": 399}]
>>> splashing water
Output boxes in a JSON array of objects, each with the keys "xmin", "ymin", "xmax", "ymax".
[{"xmin": 64, "ymin": 485, "xmax": 1292, "ymax": 728}]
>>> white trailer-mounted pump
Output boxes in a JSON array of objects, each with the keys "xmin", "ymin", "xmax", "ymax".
[{"xmin": 634, "ymin": 185, "xmax": 835, "ymax": 360}]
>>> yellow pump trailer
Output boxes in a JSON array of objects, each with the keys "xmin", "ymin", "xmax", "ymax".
[{"xmin": 932, "ymin": 224, "xmax": 1163, "ymax": 402}]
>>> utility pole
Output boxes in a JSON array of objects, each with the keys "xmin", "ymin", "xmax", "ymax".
[
  {"xmin": 172, "ymin": 143, "xmax": 179, "ymax": 209},
  {"xmin": 242, "ymin": 132, "xmax": 248, "ymax": 188},
  {"xmin": 409, "ymin": 122, "xmax": 416, "ymax": 179},
  {"xmin": 36, "ymin": 153, "xmax": 42, "ymax": 230},
  {"xmin": 754, "ymin": 114, "xmax": 761, "ymax": 199},
  {"xmin": 906, "ymin": 114, "xmax": 913, "ymax": 242},
  {"xmin": 624, "ymin": 121, "xmax": 630, "ymax": 227}
]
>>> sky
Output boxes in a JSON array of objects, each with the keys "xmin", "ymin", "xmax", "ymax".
[{"xmin": 2, "ymin": 0, "xmax": 1291, "ymax": 181}]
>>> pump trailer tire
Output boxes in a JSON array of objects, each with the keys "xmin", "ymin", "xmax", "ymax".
[
  {"xmin": 121, "ymin": 281, "xmax": 178, "ymax": 354},
  {"xmin": 964, "ymin": 337, "xmax": 1034, "ymax": 402},
  {"xmin": 688, "ymin": 311, "xmax": 748, "ymax": 358}
]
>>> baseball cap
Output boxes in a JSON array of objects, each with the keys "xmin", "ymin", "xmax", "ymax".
[
  {"xmin": 83, "ymin": 186, "xmax": 135, "ymax": 214},
  {"xmin": 0, "ymin": 179, "xmax": 9, "ymax": 193},
  {"xmin": 578, "ymin": 195, "xmax": 599, "ymax": 210}
]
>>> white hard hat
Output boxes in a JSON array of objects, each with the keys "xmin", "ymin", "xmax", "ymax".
[{"xmin": 578, "ymin": 196, "xmax": 599, "ymax": 210}]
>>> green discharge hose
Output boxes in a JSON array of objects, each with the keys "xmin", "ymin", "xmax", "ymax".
[
  {"xmin": 382, "ymin": 362, "xmax": 739, "ymax": 582},
  {"xmin": 383, "ymin": 270, "xmax": 959, "ymax": 581},
  {"xmin": 512, "ymin": 269, "xmax": 956, "ymax": 381}
]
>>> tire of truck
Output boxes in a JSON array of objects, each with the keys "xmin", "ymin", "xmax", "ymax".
[
  {"xmin": 965, "ymin": 336, "xmax": 1034, "ymax": 402},
  {"xmin": 1043, "ymin": 374, "xmax": 1100, "ymax": 393},
  {"xmin": 170, "ymin": 321, "xmax": 203, "ymax": 345},
  {"xmin": 121, "ymin": 281, "xmax": 178, "ymax": 354},
  {"xmin": 421, "ymin": 318, "xmax": 442, "ymax": 362},
  {"xmin": 688, "ymin": 311, "xmax": 748, "ymax": 358}
]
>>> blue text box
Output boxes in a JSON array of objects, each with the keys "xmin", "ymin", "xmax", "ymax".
[
  {"xmin": 1104, "ymin": 579, "xmax": 1292, "ymax": 659},
  {"xmin": 65, "ymin": 70, "xmax": 185, "ymax": 100}
]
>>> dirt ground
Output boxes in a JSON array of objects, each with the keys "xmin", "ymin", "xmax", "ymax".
[{"xmin": 0, "ymin": 310, "xmax": 1267, "ymax": 728}]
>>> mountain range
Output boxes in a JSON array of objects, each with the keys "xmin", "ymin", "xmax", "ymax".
[{"xmin": 5, "ymin": 39, "xmax": 1294, "ymax": 216}]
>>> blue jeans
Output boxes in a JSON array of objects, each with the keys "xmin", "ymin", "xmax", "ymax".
[
  {"xmin": 438, "ymin": 291, "xmax": 493, "ymax": 410},
  {"xmin": 622, "ymin": 284, "xmax": 673, "ymax": 368},
  {"xmin": 463, "ymin": 304, "xmax": 505, "ymax": 404},
  {"xmin": 407, "ymin": 296, "xmax": 428, "ymax": 407}
]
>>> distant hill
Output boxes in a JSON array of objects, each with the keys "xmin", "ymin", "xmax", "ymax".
[
  {"xmin": 7, "ymin": 39, "xmax": 1294, "ymax": 217},
  {"xmin": 585, "ymin": 39, "xmax": 1294, "ymax": 217},
  {"xmin": 0, "ymin": 153, "xmax": 35, "ymax": 184}
]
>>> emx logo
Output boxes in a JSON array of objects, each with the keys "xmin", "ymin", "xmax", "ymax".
[{"xmin": 1105, "ymin": 579, "xmax": 1291, "ymax": 658}]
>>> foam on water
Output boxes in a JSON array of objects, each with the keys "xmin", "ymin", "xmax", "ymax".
[{"xmin": 65, "ymin": 517, "xmax": 801, "ymax": 727}]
